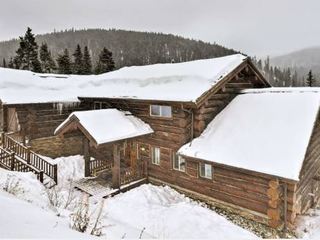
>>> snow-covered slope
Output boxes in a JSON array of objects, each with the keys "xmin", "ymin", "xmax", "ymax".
[
  {"xmin": 0, "ymin": 190, "xmax": 97, "ymax": 239},
  {"xmin": 0, "ymin": 54, "xmax": 246, "ymax": 104},
  {"xmin": 0, "ymin": 155, "xmax": 257, "ymax": 239},
  {"xmin": 179, "ymin": 88, "xmax": 320, "ymax": 181}
]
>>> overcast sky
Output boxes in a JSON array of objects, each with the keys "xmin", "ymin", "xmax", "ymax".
[{"xmin": 0, "ymin": 0, "xmax": 319, "ymax": 57}]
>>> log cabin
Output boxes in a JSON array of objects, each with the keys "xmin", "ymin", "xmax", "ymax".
[{"xmin": 1, "ymin": 54, "xmax": 320, "ymax": 229}]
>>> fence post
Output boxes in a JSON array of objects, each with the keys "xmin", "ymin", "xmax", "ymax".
[
  {"xmin": 10, "ymin": 152, "xmax": 15, "ymax": 170},
  {"xmin": 53, "ymin": 164, "xmax": 58, "ymax": 184}
]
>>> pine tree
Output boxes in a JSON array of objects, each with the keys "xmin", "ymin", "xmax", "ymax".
[
  {"xmin": 13, "ymin": 27, "xmax": 42, "ymax": 72},
  {"xmin": 82, "ymin": 46, "xmax": 92, "ymax": 74},
  {"xmin": 72, "ymin": 44, "xmax": 83, "ymax": 74},
  {"xmin": 8, "ymin": 58, "xmax": 14, "ymax": 68},
  {"xmin": 14, "ymin": 37, "xmax": 26, "ymax": 69},
  {"xmin": 306, "ymin": 70, "xmax": 315, "ymax": 87},
  {"xmin": 39, "ymin": 43, "xmax": 56, "ymax": 73},
  {"xmin": 2, "ymin": 58, "xmax": 6, "ymax": 68},
  {"xmin": 57, "ymin": 49, "xmax": 72, "ymax": 74},
  {"xmin": 95, "ymin": 47, "xmax": 115, "ymax": 74}
]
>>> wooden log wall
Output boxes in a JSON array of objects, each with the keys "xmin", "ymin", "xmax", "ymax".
[
  {"xmin": 194, "ymin": 67, "xmax": 266, "ymax": 137},
  {"xmin": 147, "ymin": 155, "xmax": 273, "ymax": 215},
  {"xmin": 3, "ymin": 102, "xmax": 86, "ymax": 140},
  {"xmin": 294, "ymin": 114, "xmax": 320, "ymax": 215},
  {"xmin": 83, "ymin": 99, "xmax": 193, "ymax": 150}
]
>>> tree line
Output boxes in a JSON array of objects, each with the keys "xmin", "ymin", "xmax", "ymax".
[
  {"xmin": 0, "ymin": 28, "xmax": 237, "ymax": 70},
  {"xmin": 252, "ymin": 57, "xmax": 317, "ymax": 87},
  {"xmin": 2, "ymin": 28, "xmax": 115, "ymax": 74}
]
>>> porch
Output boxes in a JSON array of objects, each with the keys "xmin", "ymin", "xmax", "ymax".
[{"xmin": 54, "ymin": 109, "xmax": 153, "ymax": 193}]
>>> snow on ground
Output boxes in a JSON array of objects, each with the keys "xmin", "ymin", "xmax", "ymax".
[
  {"xmin": 0, "ymin": 190, "xmax": 97, "ymax": 239},
  {"xmin": 0, "ymin": 54, "xmax": 246, "ymax": 104},
  {"xmin": 0, "ymin": 168, "xmax": 49, "ymax": 209},
  {"xmin": 42, "ymin": 155, "xmax": 85, "ymax": 185},
  {"xmin": 55, "ymin": 109, "xmax": 153, "ymax": 145},
  {"xmin": 104, "ymin": 184, "xmax": 257, "ymax": 239},
  {"xmin": 179, "ymin": 90, "xmax": 320, "ymax": 181},
  {"xmin": 295, "ymin": 208, "xmax": 320, "ymax": 239},
  {"xmin": 0, "ymin": 154, "xmax": 258, "ymax": 239}
]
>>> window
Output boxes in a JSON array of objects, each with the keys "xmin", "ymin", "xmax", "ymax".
[
  {"xmin": 199, "ymin": 163, "xmax": 212, "ymax": 179},
  {"xmin": 150, "ymin": 105, "xmax": 172, "ymax": 118},
  {"xmin": 94, "ymin": 102, "xmax": 109, "ymax": 110},
  {"xmin": 173, "ymin": 153, "xmax": 186, "ymax": 172},
  {"xmin": 94, "ymin": 102, "xmax": 102, "ymax": 109},
  {"xmin": 152, "ymin": 147, "xmax": 161, "ymax": 165}
]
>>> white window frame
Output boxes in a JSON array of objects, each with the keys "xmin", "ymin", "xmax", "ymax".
[
  {"xmin": 199, "ymin": 163, "xmax": 213, "ymax": 179},
  {"xmin": 93, "ymin": 101, "xmax": 109, "ymax": 110},
  {"xmin": 173, "ymin": 153, "xmax": 186, "ymax": 172},
  {"xmin": 151, "ymin": 147, "xmax": 161, "ymax": 165},
  {"xmin": 93, "ymin": 101, "xmax": 102, "ymax": 110},
  {"xmin": 150, "ymin": 105, "xmax": 172, "ymax": 118}
]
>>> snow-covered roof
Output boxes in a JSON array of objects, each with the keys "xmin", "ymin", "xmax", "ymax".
[
  {"xmin": 0, "ymin": 54, "xmax": 247, "ymax": 104},
  {"xmin": 55, "ymin": 109, "xmax": 153, "ymax": 145},
  {"xmin": 179, "ymin": 88, "xmax": 320, "ymax": 181}
]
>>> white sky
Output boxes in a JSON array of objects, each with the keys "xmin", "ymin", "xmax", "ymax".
[{"xmin": 0, "ymin": 0, "xmax": 319, "ymax": 57}]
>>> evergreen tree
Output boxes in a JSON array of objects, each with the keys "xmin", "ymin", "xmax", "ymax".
[
  {"xmin": 72, "ymin": 44, "xmax": 83, "ymax": 74},
  {"xmin": 2, "ymin": 58, "xmax": 6, "ymax": 68},
  {"xmin": 56, "ymin": 49, "xmax": 72, "ymax": 74},
  {"xmin": 13, "ymin": 37, "xmax": 26, "ymax": 69},
  {"xmin": 13, "ymin": 27, "xmax": 42, "ymax": 72},
  {"xmin": 39, "ymin": 43, "xmax": 56, "ymax": 73},
  {"xmin": 306, "ymin": 70, "xmax": 315, "ymax": 87},
  {"xmin": 95, "ymin": 47, "xmax": 115, "ymax": 74},
  {"xmin": 257, "ymin": 59, "xmax": 262, "ymax": 71},
  {"xmin": 82, "ymin": 46, "xmax": 92, "ymax": 74},
  {"xmin": 8, "ymin": 58, "xmax": 14, "ymax": 68}
]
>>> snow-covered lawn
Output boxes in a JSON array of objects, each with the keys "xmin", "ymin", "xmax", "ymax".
[{"xmin": 1, "ymin": 155, "xmax": 258, "ymax": 239}]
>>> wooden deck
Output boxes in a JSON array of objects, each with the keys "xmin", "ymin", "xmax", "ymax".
[{"xmin": 74, "ymin": 175, "xmax": 147, "ymax": 198}]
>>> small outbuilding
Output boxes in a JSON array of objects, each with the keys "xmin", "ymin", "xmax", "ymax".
[{"xmin": 55, "ymin": 109, "xmax": 153, "ymax": 188}]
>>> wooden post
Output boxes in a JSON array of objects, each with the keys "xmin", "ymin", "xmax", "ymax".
[
  {"xmin": 26, "ymin": 146, "xmax": 31, "ymax": 164},
  {"xmin": 39, "ymin": 171, "xmax": 44, "ymax": 183},
  {"xmin": 53, "ymin": 164, "xmax": 58, "ymax": 184},
  {"xmin": 1, "ymin": 132, "xmax": 4, "ymax": 147},
  {"xmin": 83, "ymin": 138, "xmax": 90, "ymax": 177},
  {"xmin": 10, "ymin": 152, "xmax": 15, "ymax": 170},
  {"xmin": 112, "ymin": 144, "xmax": 121, "ymax": 189}
]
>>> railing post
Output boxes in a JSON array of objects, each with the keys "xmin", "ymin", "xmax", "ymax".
[
  {"xmin": 26, "ymin": 146, "xmax": 31, "ymax": 164},
  {"xmin": 1, "ymin": 132, "xmax": 4, "ymax": 147},
  {"xmin": 53, "ymin": 164, "xmax": 58, "ymax": 184},
  {"xmin": 10, "ymin": 152, "xmax": 15, "ymax": 170},
  {"xmin": 39, "ymin": 171, "xmax": 44, "ymax": 183}
]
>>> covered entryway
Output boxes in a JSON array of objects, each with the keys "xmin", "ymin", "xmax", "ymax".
[{"xmin": 54, "ymin": 109, "xmax": 153, "ymax": 191}]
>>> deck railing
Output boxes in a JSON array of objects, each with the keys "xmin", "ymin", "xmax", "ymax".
[
  {"xmin": 0, "ymin": 147, "xmax": 44, "ymax": 182},
  {"xmin": 1, "ymin": 133, "xmax": 57, "ymax": 184},
  {"xmin": 89, "ymin": 158, "xmax": 113, "ymax": 176},
  {"xmin": 120, "ymin": 162, "xmax": 145, "ymax": 185}
]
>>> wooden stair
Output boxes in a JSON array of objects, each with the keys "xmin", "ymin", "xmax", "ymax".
[{"xmin": 0, "ymin": 133, "xmax": 58, "ymax": 186}]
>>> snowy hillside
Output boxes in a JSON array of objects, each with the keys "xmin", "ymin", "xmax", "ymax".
[
  {"xmin": 0, "ymin": 155, "xmax": 257, "ymax": 239},
  {"xmin": 1, "ymin": 154, "xmax": 320, "ymax": 238}
]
